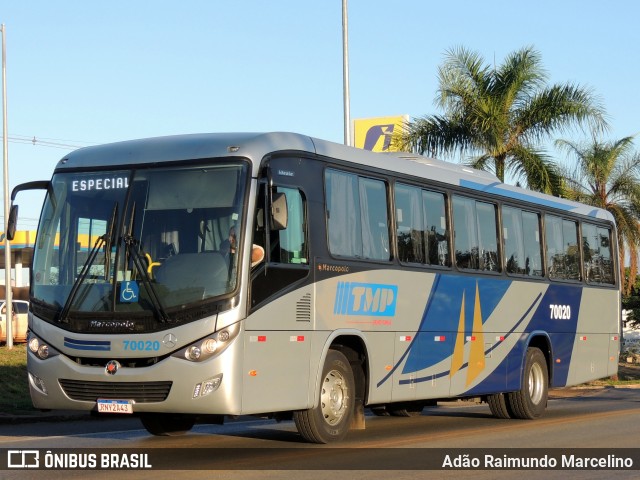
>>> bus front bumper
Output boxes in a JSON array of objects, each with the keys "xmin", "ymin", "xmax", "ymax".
[{"xmin": 27, "ymin": 342, "xmax": 243, "ymax": 416}]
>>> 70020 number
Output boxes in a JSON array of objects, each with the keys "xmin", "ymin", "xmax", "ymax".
[
  {"xmin": 123, "ymin": 340, "xmax": 161, "ymax": 351},
  {"xmin": 549, "ymin": 304, "xmax": 571, "ymax": 320}
]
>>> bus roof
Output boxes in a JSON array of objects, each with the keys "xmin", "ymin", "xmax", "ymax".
[{"xmin": 56, "ymin": 132, "xmax": 614, "ymax": 222}]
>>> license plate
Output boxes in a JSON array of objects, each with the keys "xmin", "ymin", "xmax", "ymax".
[{"xmin": 97, "ymin": 399, "xmax": 134, "ymax": 414}]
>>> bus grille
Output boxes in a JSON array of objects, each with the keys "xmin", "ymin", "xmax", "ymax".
[{"xmin": 59, "ymin": 379, "xmax": 172, "ymax": 403}]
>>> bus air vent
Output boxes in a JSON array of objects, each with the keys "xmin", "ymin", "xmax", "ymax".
[
  {"xmin": 296, "ymin": 293, "xmax": 312, "ymax": 322},
  {"xmin": 59, "ymin": 379, "xmax": 172, "ymax": 403}
]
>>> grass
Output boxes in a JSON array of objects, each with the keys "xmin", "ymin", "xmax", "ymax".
[
  {"xmin": 0, "ymin": 344, "xmax": 34, "ymax": 414},
  {"xmin": 584, "ymin": 363, "xmax": 640, "ymax": 386}
]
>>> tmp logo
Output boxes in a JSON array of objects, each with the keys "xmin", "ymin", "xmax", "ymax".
[
  {"xmin": 8, "ymin": 450, "xmax": 40, "ymax": 468},
  {"xmin": 334, "ymin": 282, "xmax": 398, "ymax": 316}
]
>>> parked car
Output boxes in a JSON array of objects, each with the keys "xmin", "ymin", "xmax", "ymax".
[{"xmin": 0, "ymin": 300, "xmax": 29, "ymax": 343}]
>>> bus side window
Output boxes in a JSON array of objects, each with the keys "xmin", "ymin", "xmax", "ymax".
[
  {"xmin": 272, "ymin": 187, "xmax": 308, "ymax": 264},
  {"xmin": 395, "ymin": 183, "xmax": 424, "ymax": 264},
  {"xmin": 452, "ymin": 196, "xmax": 499, "ymax": 272},
  {"xmin": 453, "ymin": 196, "xmax": 476, "ymax": 269},
  {"xmin": 255, "ymin": 185, "xmax": 308, "ymax": 266},
  {"xmin": 326, "ymin": 168, "xmax": 389, "ymax": 261},
  {"xmin": 423, "ymin": 190, "xmax": 449, "ymax": 267},
  {"xmin": 546, "ymin": 215, "xmax": 580, "ymax": 281},
  {"xmin": 583, "ymin": 223, "xmax": 615, "ymax": 284},
  {"xmin": 522, "ymin": 211, "xmax": 543, "ymax": 277}
]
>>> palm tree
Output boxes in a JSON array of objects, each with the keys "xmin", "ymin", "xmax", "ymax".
[
  {"xmin": 557, "ymin": 135, "xmax": 640, "ymax": 295},
  {"xmin": 401, "ymin": 46, "xmax": 608, "ymax": 194}
]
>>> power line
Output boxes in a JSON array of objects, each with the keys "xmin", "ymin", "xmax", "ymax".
[{"xmin": 1, "ymin": 134, "xmax": 95, "ymax": 150}]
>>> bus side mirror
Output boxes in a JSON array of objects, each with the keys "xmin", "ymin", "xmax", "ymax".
[
  {"xmin": 270, "ymin": 192, "xmax": 288, "ymax": 231},
  {"xmin": 6, "ymin": 180, "xmax": 52, "ymax": 241},
  {"xmin": 6, "ymin": 204, "xmax": 18, "ymax": 241}
]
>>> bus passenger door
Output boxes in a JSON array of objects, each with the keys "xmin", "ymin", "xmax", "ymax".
[{"xmin": 243, "ymin": 179, "xmax": 313, "ymax": 414}]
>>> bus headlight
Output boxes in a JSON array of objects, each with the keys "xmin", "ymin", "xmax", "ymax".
[
  {"xmin": 185, "ymin": 346, "xmax": 202, "ymax": 361},
  {"xmin": 173, "ymin": 322, "xmax": 239, "ymax": 363},
  {"xmin": 28, "ymin": 333, "xmax": 60, "ymax": 360},
  {"xmin": 192, "ymin": 374, "xmax": 223, "ymax": 398},
  {"xmin": 29, "ymin": 373, "xmax": 48, "ymax": 395},
  {"xmin": 28, "ymin": 337, "xmax": 40, "ymax": 353},
  {"xmin": 202, "ymin": 338, "xmax": 217, "ymax": 354}
]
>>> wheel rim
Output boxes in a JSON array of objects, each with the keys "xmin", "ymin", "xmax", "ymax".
[
  {"xmin": 528, "ymin": 362, "xmax": 545, "ymax": 405},
  {"xmin": 321, "ymin": 369, "xmax": 348, "ymax": 426}
]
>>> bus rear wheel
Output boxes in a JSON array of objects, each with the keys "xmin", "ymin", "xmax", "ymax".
[
  {"xmin": 293, "ymin": 349, "xmax": 355, "ymax": 443},
  {"xmin": 487, "ymin": 393, "xmax": 512, "ymax": 419},
  {"xmin": 507, "ymin": 347, "xmax": 548, "ymax": 419},
  {"xmin": 140, "ymin": 413, "xmax": 196, "ymax": 436}
]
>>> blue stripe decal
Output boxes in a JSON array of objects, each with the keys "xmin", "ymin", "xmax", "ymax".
[
  {"xmin": 376, "ymin": 274, "xmax": 443, "ymax": 388},
  {"xmin": 460, "ymin": 179, "xmax": 577, "ymax": 212},
  {"xmin": 64, "ymin": 337, "xmax": 111, "ymax": 351},
  {"xmin": 401, "ymin": 276, "xmax": 511, "ymax": 375},
  {"xmin": 403, "ymin": 291, "xmax": 543, "ymax": 386}
]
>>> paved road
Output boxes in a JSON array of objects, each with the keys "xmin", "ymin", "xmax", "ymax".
[{"xmin": 1, "ymin": 387, "xmax": 639, "ymax": 479}]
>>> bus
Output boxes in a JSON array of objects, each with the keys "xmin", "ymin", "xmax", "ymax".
[{"xmin": 9, "ymin": 132, "xmax": 620, "ymax": 443}]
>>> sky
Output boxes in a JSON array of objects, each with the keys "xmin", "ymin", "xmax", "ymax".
[{"xmin": 1, "ymin": 0, "xmax": 639, "ymax": 229}]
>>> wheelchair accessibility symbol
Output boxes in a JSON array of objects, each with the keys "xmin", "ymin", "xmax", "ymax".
[{"xmin": 120, "ymin": 281, "xmax": 139, "ymax": 303}]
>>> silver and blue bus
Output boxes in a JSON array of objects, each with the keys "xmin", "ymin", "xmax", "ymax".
[{"xmin": 9, "ymin": 132, "xmax": 620, "ymax": 443}]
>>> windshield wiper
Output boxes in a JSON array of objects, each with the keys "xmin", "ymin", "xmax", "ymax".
[
  {"xmin": 123, "ymin": 234, "xmax": 170, "ymax": 323},
  {"xmin": 104, "ymin": 203, "xmax": 118, "ymax": 279},
  {"xmin": 58, "ymin": 235, "xmax": 108, "ymax": 323},
  {"xmin": 58, "ymin": 203, "xmax": 119, "ymax": 323}
]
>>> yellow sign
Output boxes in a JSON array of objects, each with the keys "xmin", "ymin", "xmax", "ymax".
[
  {"xmin": 352, "ymin": 115, "xmax": 408, "ymax": 152},
  {"xmin": 0, "ymin": 230, "xmax": 37, "ymax": 248}
]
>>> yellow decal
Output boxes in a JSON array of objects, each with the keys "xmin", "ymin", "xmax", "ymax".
[
  {"xmin": 449, "ymin": 282, "xmax": 487, "ymax": 386},
  {"xmin": 450, "ymin": 291, "xmax": 466, "ymax": 378},
  {"xmin": 467, "ymin": 282, "xmax": 486, "ymax": 386}
]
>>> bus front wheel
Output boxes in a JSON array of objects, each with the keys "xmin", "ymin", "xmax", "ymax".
[
  {"xmin": 507, "ymin": 347, "xmax": 548, "ymax": 419},
  {"xmin": 294, "ymin": 349, "xmax": 355, "ymax": 443}
]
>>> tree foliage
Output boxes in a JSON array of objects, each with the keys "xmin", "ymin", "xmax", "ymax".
[
  {"xmin": 401, "ymin": 46, "xmax": 608, "ymax": 194},
  {"xmin": 558, "ymin": 135, "xmax": 640, "ymax": 295},
  {"xmin": 622, "ymin": 267, "xmax": 640, "ymax": 330}
]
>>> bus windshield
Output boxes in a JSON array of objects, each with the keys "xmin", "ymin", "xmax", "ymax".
[{"xmin": 31, "ymin": 161, "xmax": 249, "ymax": 331}]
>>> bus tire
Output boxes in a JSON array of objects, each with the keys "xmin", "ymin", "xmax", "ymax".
[
  {"xmin": 140, "ymin": 413, "xmax": 196, "ymax": 436},
  {"xmin": 487, "ymin": 393, "xmax": 511, "ymax": 419},
  {"xmin": 294, "ymin": 349, "xmax": 355, "ymax": 443},
  {"xmin": 507, "ymin": 347, "xmax": 548, "ymax": 419}
]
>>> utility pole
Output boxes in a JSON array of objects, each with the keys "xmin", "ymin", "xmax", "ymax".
[
  {"xmin": 342, "ymin": 0, "xmax": 351, "ymax": 146},
  {"xmin": 1, "ymin": 23, "xmax": 13, "ymax": 349}
]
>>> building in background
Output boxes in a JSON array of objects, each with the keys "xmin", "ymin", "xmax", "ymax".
[{"xmin": 0, "ymin": 229, "xmax": 35, "ymax": 289}]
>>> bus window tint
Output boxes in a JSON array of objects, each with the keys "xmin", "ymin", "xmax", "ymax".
[
  {"xmin": 503, "ymin": 206, "xmax": 525, "ymax": 274},
  {"xmin": 476, "ymin": 202, "xmax": 499, "ymax": 271},
  {"xmin": 502, "ymin": 207, "xmax": 543, "ymax": 277},
  {"xmin": 453, "ymin": 196, "xmax": 478, "ymax": 269},
  {"xmin": 423, "ymin": 190, "xmax": 449, "ymax": 266},
  {"xmin": 583, "ymin": 223, "xmax": 615, "ymax": 284},
  {"xmin": 546, "ymin": 215, "xmax": 581, "ymax": 281},
  {"xmin": 326, "ymin": 169, "xmax": 390, "ymax": 261},
  {"xmin": 522, "ymin": 211, "xmax": 543, "ymax": 277},
  {"xmin": 273, "ymin": 187, "xmax": 308, "ymax": 264},
  {"xmin": 395, "ymin": 184, "xmax": 425, "ymax": 264},
  {"xmin": 453, "ymin": 196, "xmax": 499, "ymax": 271},
  {"xmin": 395, "ymin": 184, "xmax": 449, "ymax": 266}
]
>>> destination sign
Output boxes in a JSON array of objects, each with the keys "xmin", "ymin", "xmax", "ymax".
[{"xmin": 71, "ymin": 175, "xmax": 129, "ymax": 192}]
